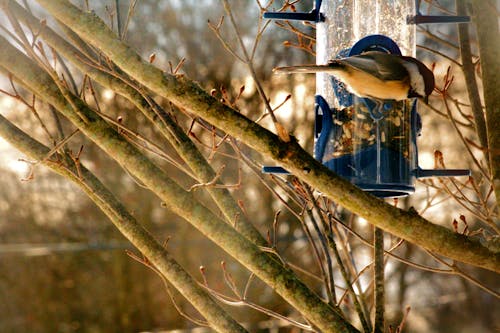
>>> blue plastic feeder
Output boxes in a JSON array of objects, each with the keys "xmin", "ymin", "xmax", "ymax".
[
  {"xmin": 315, "ymin": 35, "xmax": 469, "ymax": 197},
  {"xmin": 264, "ymin": 35, "xmax": 469, "ymax": 198},
  {"xmin": 263, "ymin": 3, "xmax": 470, "ymax": 198}
]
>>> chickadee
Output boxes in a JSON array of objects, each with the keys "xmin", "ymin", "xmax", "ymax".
[{"xmin": 273, "ymin": 51, "xmax": 435, "ymax": 104}]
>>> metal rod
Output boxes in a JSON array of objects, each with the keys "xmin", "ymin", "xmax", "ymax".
[
  {"xmin": 263, "ymin": 11, "xmax": 319, "ymax": 22},
  {"xmin": 416, "ymin": 169, "xmax": 471, "ymax": 178},
  {"xmin": 407, "ymin": 15, "xmax": 470, "ymax": 24},
  {"xmin": 262, "ymin": 166, "xmax": 290, "ymax": 174}
]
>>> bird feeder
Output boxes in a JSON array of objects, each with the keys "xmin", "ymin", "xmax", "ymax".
[{"xmin": 263, "ymin": 0, "xmax": 470, "ymax": 198}]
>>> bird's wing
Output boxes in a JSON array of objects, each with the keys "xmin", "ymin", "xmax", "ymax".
[{"xmin": 337, "ymin": 52, "xmax": 408, "ymax": 81}]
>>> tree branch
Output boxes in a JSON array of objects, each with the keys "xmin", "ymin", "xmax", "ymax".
[
  {"xmin": 2, "ymin": 0, "xmax": 267, "ymax": 247},
  {"xmin": 456, "ymin": 0, "xmax": 489, "ymax": 165},
  {"xmin": 373, "ymin": 227, "xmax": 385, "ymax": 333},
  {"xmin": 0, "ymin": 109, "xmax": 247, "ymax": 333},
  {"xmin": 470, "ymin": 0, "xmax": 500, "ymax": 205},
  {"xmin": 0, "ymin": 33, "xmax": 358, "ymax": 333},
  {"xmin": 30, "ymin": 0, "xmax": 500, "ymax": 273}
]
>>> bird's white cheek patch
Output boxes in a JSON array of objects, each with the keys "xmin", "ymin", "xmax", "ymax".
[{"xmin": 402, "ymin": 61, "xmax": 425, "ymax": 97}]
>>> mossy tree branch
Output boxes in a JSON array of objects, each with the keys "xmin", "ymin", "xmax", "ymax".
[
  {"xmin": 3, "ymin": 0, "xmax": 267, "ymax": 247},
  {"xmin": 0, "ymin": 34, "xmax": 358, "ymax": 333},
  {"xmin": 456, "ymin": 0, "xmax": 489, "ymax": 165},
  {"xmin": 30, "ymin": 0, "xmax": 500, "ymax": 273},
  {"xmin": 470, "ymin": 0, "xmax": 500, "ymax": 207},
  {"xmin": 0, "ymin": 109, "xmax": 247, "ymax": 333},
  {"xmin": 373, "ymin": 227, "xmax": 385, "ymax": 333}
]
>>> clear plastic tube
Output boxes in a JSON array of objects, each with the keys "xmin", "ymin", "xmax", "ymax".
[{"xmin": 315, "ymin": 0, "xmax": 416, "ymax": 197}]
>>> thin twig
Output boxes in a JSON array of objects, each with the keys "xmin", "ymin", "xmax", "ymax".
[
  {"xmin": 127, "ymin": 251, "xmax": 209, "ymax": 327},
  {"xmin": 200, "ymin": 284, "xmax": 316, "ymax": 331},
  {"xmin": 326, "ymin": 216, "xmax": 372, "ymax": 333},
  {"xmin": 424, "ymin": 249, "xmax": 500, "ymax": 298},
  {"xmin": 373, "ymin": 227, "xmax": 385, "ymax": 333},
  {"xmin": 221, "ymin": 0, "xmax": 290, "ymax": 142},
  {"xmin": 417, "ymin": 44, "xmax": 461, "ymax": 66},
  {"xmin": 303, "ymin": 184, "xmax": 337, "ymax": 303},
  {"xmin": 121, "ymin": 0, "xmax": 138, "ymax": 40}
]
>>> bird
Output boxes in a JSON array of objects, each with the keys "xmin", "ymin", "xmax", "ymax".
[{"xmin": 273, "ymin": 51, "xmax": 435, "ymax": 104}]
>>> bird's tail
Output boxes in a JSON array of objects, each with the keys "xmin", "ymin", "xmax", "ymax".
[{"xmin": 273, "ymin": 61, "xmax": 343, "ymax": 74}]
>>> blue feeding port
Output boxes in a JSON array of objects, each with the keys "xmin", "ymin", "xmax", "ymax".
[{"xmin": 314, "ymin": 93, "xmax": 418, "ymax": 198}]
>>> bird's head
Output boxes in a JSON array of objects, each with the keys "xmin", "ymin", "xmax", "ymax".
[{"xmin": 404, "ymin": 57, "xmax": 435, "ymax": 104}]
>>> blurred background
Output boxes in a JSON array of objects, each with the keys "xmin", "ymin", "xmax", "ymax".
[{"xmin": 0, "ymin": 0, "xmax": 498, "ymax": 332}]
